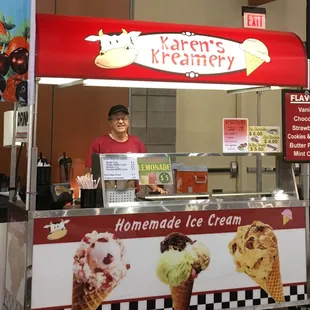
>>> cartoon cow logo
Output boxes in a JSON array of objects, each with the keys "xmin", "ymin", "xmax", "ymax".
[
  {"xmin": 44, "ymin": 219, "xmax": 70, "ymax": 240},
  {"xmin": 85, "ymin": 29, "xmax": 141, "ymax": 69}
]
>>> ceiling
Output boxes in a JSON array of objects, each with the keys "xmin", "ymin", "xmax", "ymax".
[{"xmin": 248, "ymin": 0, "xmax": 276, "ymax": 6}]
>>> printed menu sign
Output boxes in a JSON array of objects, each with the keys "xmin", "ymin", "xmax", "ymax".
[
  {"xmin": 103, "ymin": 158, "xmax": 139, "ymax": 180},
  {"xmin": 282, "ymin": 90, "xmax": 310, "ymax": 162},
  {"xmin": 223, "ymin": 118, "xmax": 249, "ymax": 153},
  {"xmin": 248, "ymin": 126, "xmax": 280, "ymax": 153},
  {"xmin": 138, "ymin": 157, "xmax": 173, "ymax": 186}
]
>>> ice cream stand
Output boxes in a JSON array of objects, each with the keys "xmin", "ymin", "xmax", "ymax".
[{"xmin": 4, "ymin": 12, "xmax": 310, "ymax": 310}]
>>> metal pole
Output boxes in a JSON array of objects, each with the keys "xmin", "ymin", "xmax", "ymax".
[
  {"xmin": 25, "ymin": 0, "xmax": 37, "ymax": 212},
  {"xmin": 33, "ymin": 81, "xmax": 39, "ymax": 148},
  {"xmin": 29, "ymin": 81, "xmax": 39, "ymax": 211},
  {"xmin": 128, "ymin": 0, "xmax": 134, "ymax": 134},
  {"xmin": 304, "ymin": 0, "xmax": 310, "ymax": 293},
  {"xmin": 25, "ymin": 0, "xmax": 37, "ymax": 308},
  {"xmin": 25, "ymin": 104, "xmax": 34, "ymax": 211},
  {"xmin": 256, "ymin": 91, "xmax": 263, "ymax": 193},
  {"xmin": 9, "ymin": 102, "xmax": 18, "ymax": 202},
  {"xmin": 302, "ymin": 59, "xmax": 310, "ymax": 293}
]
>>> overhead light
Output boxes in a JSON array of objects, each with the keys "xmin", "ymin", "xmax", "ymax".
[
  {"xmin": 227, "ymin": 86, "xmax": 287, "ymax": 94},
  {"xmin": 83, "ymin": 79, "xmax": 264, "ymax": 91},
  {"xmin": 36, "ymin": 77, "xmax": 286, "ymax": 92},
  {"xmin": 37, "ymin": 78, "xmax": 82, "ymax": 85}
]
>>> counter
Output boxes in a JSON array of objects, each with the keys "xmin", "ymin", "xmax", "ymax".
[
  {"xmin": 3, "ymin": 153, "xmax": 310, "ymax": 310},
  {"xmin": 3, "ymin": 198, "xmax": 309, "ymax": 310}
]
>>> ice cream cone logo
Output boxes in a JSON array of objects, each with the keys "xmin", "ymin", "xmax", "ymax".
[
  {"xmin": 281, "ymin": 209, "xmax": 293, "ymax": 225},
  {"xmin": 44, "ymin": 219, "xmax": 70, "ymax": 240},
  {"xmin": 156, "ymin": 232, "xmax": 210, "ymax": 310},
  {"xmin": 229, "ymin": 221, "xmax": 284, "ymax": 303},
  {"xmin": 240, "ymin": 39, "xmax": 270, "ymax": 76}
]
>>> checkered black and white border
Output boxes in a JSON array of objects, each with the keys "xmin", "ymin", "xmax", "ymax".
[
  {"xmin": 100, "ymin": 284, "xmax": 307, "ymax": 310},
  {"xmin": 3, "ymin": 288, "xmax": 23, "ymax": 310}
]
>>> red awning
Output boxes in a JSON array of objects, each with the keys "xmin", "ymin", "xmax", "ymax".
[{"xmin": 36, "ymin": 14, "xmax": 307, "ymax": 89}]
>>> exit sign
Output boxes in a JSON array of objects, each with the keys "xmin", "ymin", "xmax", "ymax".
[{"xmin": 242, "ymin": 6, "xmax": 266, "ymax": 30}]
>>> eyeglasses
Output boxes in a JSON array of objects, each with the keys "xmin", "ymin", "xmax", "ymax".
[{"xmin": 109, "ymin": 116, "xmax": 129, "ymax": 122}]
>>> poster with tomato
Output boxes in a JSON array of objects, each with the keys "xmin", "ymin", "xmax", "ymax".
[{"xmin": 0, "ymin": 0, "xmax": 30, "ymax": 105}]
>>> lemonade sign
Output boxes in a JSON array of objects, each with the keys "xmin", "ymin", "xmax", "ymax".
[
  {"xmin": 249, "ymin": 126, "xmax": 280, "ymax": 153},
  {"xmin": 138, "ymin": 157, "xmax": 173, "ymax": 186}
]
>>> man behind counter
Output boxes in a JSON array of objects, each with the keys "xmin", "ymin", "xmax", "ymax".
[{"xmin": 85, "ymin": 104, "xmax": 167, "ymax": 194}]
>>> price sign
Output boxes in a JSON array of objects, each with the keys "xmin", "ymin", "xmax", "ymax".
[
  {"xmin": 138, "ymin": 157, "xmax": 173, "ymax": 186},
  {"xmin": 103, "ymin": 158, "xmax": 139, "ymax": 180},
  {"xmin": 223, "ymin": 118, "xmax": 249, "ymax": 153},
  {"xmin": 248, "ymin": 126, "xmax": 280, "ymax": 153}
]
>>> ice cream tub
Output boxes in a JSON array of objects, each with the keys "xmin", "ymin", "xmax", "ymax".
[{"xmin": 176, "ymin": 166, "xmax": 208, "ymax": 193}]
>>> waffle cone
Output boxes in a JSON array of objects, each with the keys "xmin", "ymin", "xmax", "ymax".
[
  {"xmin": 249, "ymin": 256, "xmax": 284, "ymax": 303},
  {"xmin": 170, "ymin": 279, "xmax": 194, "ymax": 310},
  {"xmin": 245, "ymin": 52, "xmax": 264, "ymax": 76},
  {"xmin": 72, "ymin": 279, "xmax": 113, "ymax": 310},
  {"xmin": 283, "ymin": 216, "xmax": 290, "ymax": 225}
]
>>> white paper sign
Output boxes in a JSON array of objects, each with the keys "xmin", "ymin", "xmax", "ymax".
[
  {"xmin": 103, "ymin": 158, "xmax": 139, "ymax": 180},
  {"xmin": 16, "ymin": 106, "xmax": 29, "ymax": 142}
]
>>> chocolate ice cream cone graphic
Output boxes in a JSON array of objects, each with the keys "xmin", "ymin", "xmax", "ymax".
[
  {"xmin": 240, "ymin": 39, "xmax": 270, "ymax": 76},
  {"xmin": 170, "ymin": 278, "xmax": 194, "ymax": 310},
  {"xmin": 229, "ymin": 221, "xmax": 284, "ymax": 303},
  {"xmin": 157, "ymin": 233, "xmax": 210, "ymax": 310},
  {"xmin": 72, "ymin": 231, "xmax": 130, "ymax": 310}
]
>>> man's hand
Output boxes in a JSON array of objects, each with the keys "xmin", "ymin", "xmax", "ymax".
[
  {"xmin": 155, "ymin": 187, "xmax": 168, "ymax": 195},
  {"xmin": 149, "ymin": 185, "xmax": 168, "ymax": 195}
]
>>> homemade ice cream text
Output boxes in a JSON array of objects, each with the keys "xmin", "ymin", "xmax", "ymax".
[{"xmin": 115, "ymin": 214, "xmax": 241, "ymax": 232}]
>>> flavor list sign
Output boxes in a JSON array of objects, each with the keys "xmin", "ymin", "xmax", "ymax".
[
  {"xmin": 223, "ymin": 118, "xmax": 249, "ymax": 153},
  {"xmin": 138, "ymin": 157, "xmax": 173, "ymax": 186},
  {"xmin": 248, "ymin": 126, "xmax": 280, "ymax": 153},
  {"xmin": 282, "ymin": 90, "xmax": 310, "ymax": 162},
  {"xmin": 31, "ymin": 207, "xmax": 307, "ymax": 309}
]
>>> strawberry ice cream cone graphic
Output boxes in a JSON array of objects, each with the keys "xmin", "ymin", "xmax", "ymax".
[
  {"xmin": 156, "ymin": 233, "xmax": 210, "ymax": 310},
  {"xmin": 229, "ymin": 221, "xmax": 284, "ymax": 303},
  {"xmin": 72, "ymin": 281, "xmax": 113, "ymax": 310},
  {"xmin": 72, "ymin": 231, "xmax": 130, "ymax": 310},
  {"xmin": 240, "ymin": 39, "xmax": 270, "ymax": 76},
  {"xmin": 281, "ymin": 209, "xmax": 293, "ymax": 225}
]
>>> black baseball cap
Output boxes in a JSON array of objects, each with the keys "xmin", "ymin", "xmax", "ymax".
[{"xmin": 108, "ymin": 105, "xmax": 129, "ymax": 118}]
